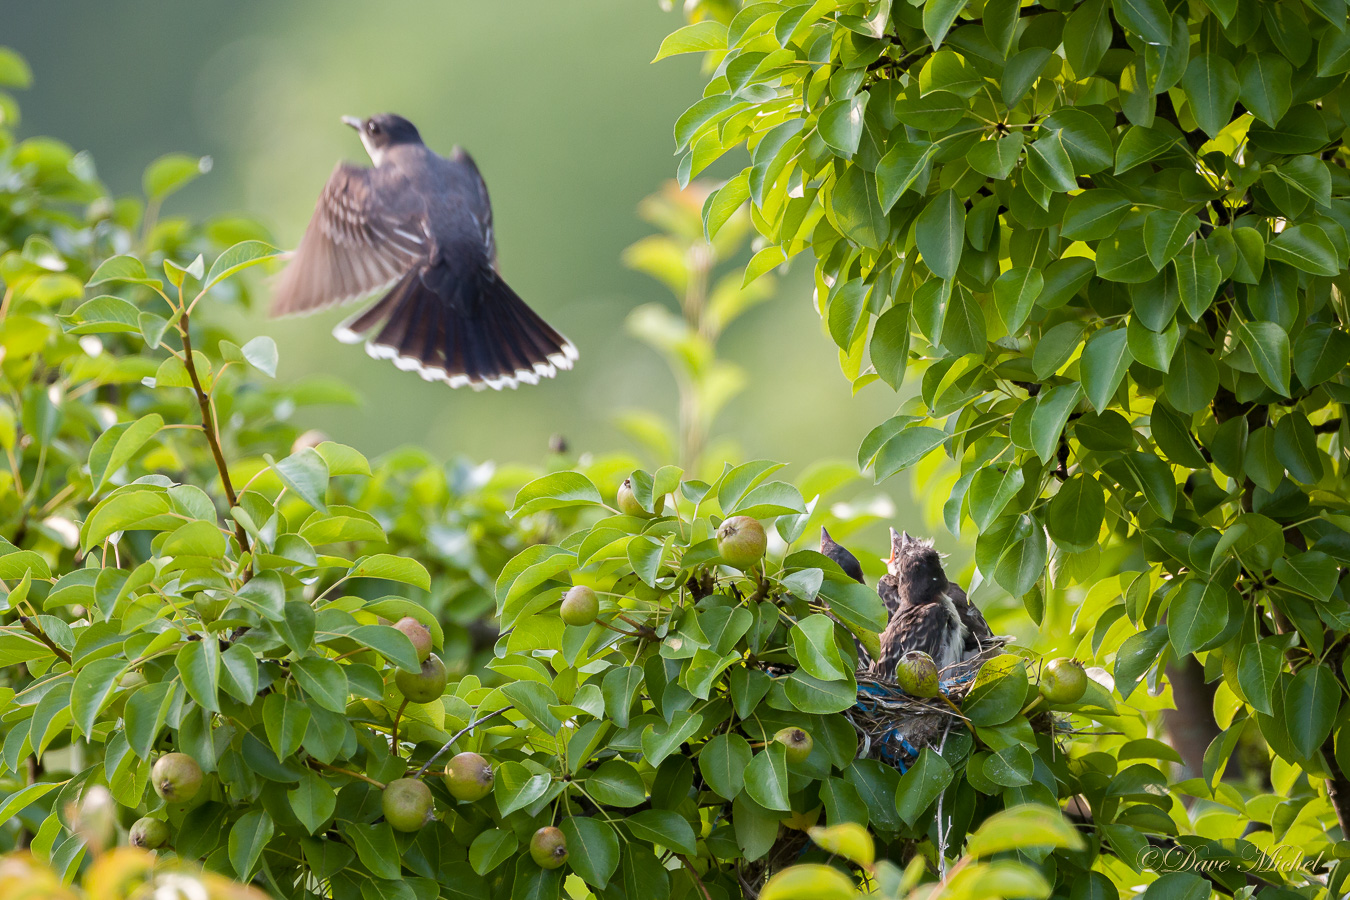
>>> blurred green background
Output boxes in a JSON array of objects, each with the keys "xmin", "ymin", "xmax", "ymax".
[{"xmin": 9, "ymin": 1, "xmax": 926, "ymax": 551}]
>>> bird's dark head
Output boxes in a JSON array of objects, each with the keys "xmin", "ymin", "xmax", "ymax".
[
  {"xmin": 894, "ymin": 539, "xmax": 948, "ymax": 606},
  {"xmin": 343, "ymin": 114, "xmax": 422, "ymax": 164},
  {"xmin": 886, "ymin": 528, "xmax": 924, "ymax": 575},
  {"xmin": 820, "ymin": 527, "xmax": 865, "ymax": 584}
]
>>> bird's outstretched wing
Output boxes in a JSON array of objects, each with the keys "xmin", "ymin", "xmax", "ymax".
[
  {"xmin": 448, "ymin": 148, "xmax": 496, "ymax": 269},
  {"xmin": 271, "ymin": 162, "xmax": 427, "ymax": 316}
]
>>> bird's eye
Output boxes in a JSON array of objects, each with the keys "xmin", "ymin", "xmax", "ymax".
[{"xmin": 367, "ymin": 122, "xmax": 381, "ymax": 135}]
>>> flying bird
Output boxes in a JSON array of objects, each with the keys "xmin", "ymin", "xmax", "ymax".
[
  {"xmin": 873, "ymin": 530, "xmax": 991, "ymax": 678},
  {"xmin": 271, "ymin": 113, "xmax": 576, "ymax": 390}
]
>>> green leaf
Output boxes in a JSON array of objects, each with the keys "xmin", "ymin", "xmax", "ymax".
[
  {"xmin": 87, "ymin": 255, "xmax": 160, "ymax": 288},
  {"xmin": 272, "ymin": 448, "xmax": 329, "ymax": 512},
  {"xmin": 1285, "ymin": 665, "xmax": 1341, "ymax": 758},
  {"xmin": 1167, "ymin": 579, "xmax": 1229, "ymax": 656},
  {"xmin": 176, "ymin": 639, "xmax": 220, "ymax": 713},
  {"xmin": 1080, "ymin": 327, "xmax": 1132, "ymax": 412},
  {"xmin": 203, "ymin": 241, "xmax": 281, "ymax": 292},
  {"xmin": 1062, "ymin": 190, "xmax": 1131, "ymax": 241},
  {"xmin": 791, "ymin": 615, "xmax": 849, "ymax": 681},
  {"xmin": 626, "ymin": 809, "xmax": 697, "ymax": 855},
  {"xmin": 228, "ymin": 808, "xmax": 273, "ymax": 880},
  {"xmin": 92, "ymin": 413, "xmax": 164, "ymax": 493},
  {"xmin": 1142, "ymin": 209, "xmax": 1197, "ymax": 269},
  {"xmin": 1046, "ymin": 474, "xmax": 1105, "ymax": 552},
  {"xmin": 511, "ymin": 472, "xmax": 603, "ymax": 516},
  {"xmin": 966, "ymin": 133, "xmax": 1023, "ymax": 181},
  {"xmin": 699, "ymin": 733, "xmax": 752, "ymax": 800},
  {"xmin": 923, "ymin": 0, "xmax": 969, "ymax": 49},
  {"xmin": 873, "ymin": 426, "xmax": 948, "ymax": 481},
  {"xmin": 469, "ymin": 829, "xmax": 517, "ymax": 876},
  {"xmin": 993, "ymin": 267, "xmax": 1043, "ymax": 334},
  {"xmin": 1114, "ymin": 126, "xmax": 1178, "ymax": 175},
  {"xmin": 743, "ymin": 743, "xmax": 790, "ymax": 811},
  {"xmin": 915, "ymin": 190, "xmax": 965, "ymax": 280},
  {"xmin": 60, "ymin": 296, "xmax": 141, "ymax": 335},
  {"xmin": 561, "ymin": 817, "xmax": 620, "ymax": 889},
  {"xmin": 704, "ymin": 170, "xmax": 749, "ymax": 241},
  {"xmin": 291, "ymin": 657, "xmax": 348, "ymax": 713},
  {"xmin": 1295, "ymin": 324, "xmax": 1350, "ymax": 386},
  {"xmin": 144, "ymin": 153, "xmax": 211, "ymax": 201},
  {"xmin": 966, "ymin": 805, "xmax": 1085, "ymax": 856},
  {"xmin": 501, "ymin": 681, "xmax": 562, "ymax": 734},
  {"xmin": 72, "ymin": 658, "xmax": 125, "ymax": 739},
  {"xmin": 653, "ymin": 21, "xmax": 727, "ymax": 61},
  {"xmin": 239, "ymin": 336, "xmax": 278, "ymax": 377},
  {"xmin": 587, "ymin": 760, "xmax": 646, "ymax": 808},
  {"xmin": 288, "ymin": 770, "xmax": 336, "ymax": 836},
  {"xmin": 819, "ymin": 94, "xmax": 869, "ymax": 158},
  {"xmin": 1234, "ymin": 319, "xmax": 1291, "ymax": 396},
  {"xmin": 350, "ymin": 554, "xmax": 431, "ymax": 592},
  {"xmin": 870, "ymin": 302, "xmax": 911, "ymax": 390},
  {"xmin": 345, "ymin": 625, "xmax": 420, "ymax": 672},
  {"xmin": 1238, "ymin": 54, "xmax": 1294, "ymax": 126},
  {"xmin": 1265, "ymin": 223, "xmax": 1341, "ymax": 276},
  {"xmin": 1031, "ymin": 383, "xmax": 1082, "ymax": 464},
  {"xmin": 1181, "ymin": 54, "xmax": 1239, "ymax": 138},
  {"xmin": 785, "ymin": 670, "xmax": 857, "ymax": 713},
  {"xmin": 1273, "ymin": 551, "xmax": 1338, "ymax": 601},
  {"xmin": 1064, "ymin": 0, "xmax": 1112, "ymax": 75},
  {"xmin": 495, "ymin": 763, "xmax": 552, "ymax": 816},
  {"xmin": 640, "ymin": 711, "xmax": 703, "ymax": 766},
  {"xmin": 1163, "ymin": 341, "xmax": 1219, "ymax": 414},
  {"xmin": 877, "ymin": 141, "xmax": 935, "ymax": 212},
  {"xmin": 1237, "ymin": 640, "xmax": 1283, "ymax": 716},
  {"xmin": 894, "ymin": 748, "xmax": 953, "ymax": 827},
  {"xmin": 969, "ymin": 463, "xmax": 1025, "ymax": 531},
  {"xmin": 1173, "ymin": 241, "xmax": 1222, "ymax": 320},
  {"xmin": 1025, "ymin": 132, "xmax": 1077, "ymax": 193},
  {"xmin": 1095, "ymin": 225, "xmax": 1158, "ymax": 283}
]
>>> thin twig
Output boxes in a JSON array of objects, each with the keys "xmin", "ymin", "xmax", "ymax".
[
  {"xmin": 414, "ymin": 708, "xmax": 510, "ymax": 780},
  {"xmin": 391, "ymin": 698, "xmax": 409, "ymax": 758},
  {"xmin": 178, "ymin": 309, "xmax": 250, "ymax": 556},
  {"xmin": 307, "ymin": 758, "xmax": 385, "ymax": 789},
  {"xmin": 677, "ymin": 854, "xmax": 714, "ymax": 900},
  {"xmin": 18, "ymin": 616, "xmax": 71, "ymax": 665},
  {"xmin": 934, "ymin": 721, "xmax": 953, "ymax": 879}
]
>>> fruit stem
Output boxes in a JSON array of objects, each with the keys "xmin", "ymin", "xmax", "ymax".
[
  {"xmin": 307, "ymin": 758, "xmax": 385, "ymax": 789},
  {"xmin": 938, "ymin": 693, "xmax": 969, "ymax": 721},
  {"xmin": 391, "ymin": 698, "xmax": 409, "ymax": 757},
  {"xmin": 598, "ymin": 619, "xmax": 649, "ymax": 639},
  {"xmin": 1020, "ymin": 695, "xmax": 1044, "ymax": 717}
]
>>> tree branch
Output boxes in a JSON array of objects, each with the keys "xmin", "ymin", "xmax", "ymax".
[
  {"xmin": 18, "ymin": 616, "xmax": 71, "ymax": 665},
  {"xmin": 178, "ymin": 310, "xmax": 250, "ymax": 556}
]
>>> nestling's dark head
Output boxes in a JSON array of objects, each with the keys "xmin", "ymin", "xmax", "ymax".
[
  {"xmin": 343, "ymin": 114, "xmax": 422, "ymax": 163},
  {"xmin": 893, "ymin": 535, "xmax": 949, "ymax": 606},
  {"xmin": 820, "ymin": 527, "xmax": 865, "ymax": 584}
]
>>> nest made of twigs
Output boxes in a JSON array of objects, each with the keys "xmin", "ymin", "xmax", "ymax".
[{"xmin": 847, "ymin": 639, "xmax": 1021, "ymax": 768}]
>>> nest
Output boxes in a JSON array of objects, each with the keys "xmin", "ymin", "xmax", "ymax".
[{"xmin": 848, "ymin": 640, "xmax": 1012, "ymax": 770}]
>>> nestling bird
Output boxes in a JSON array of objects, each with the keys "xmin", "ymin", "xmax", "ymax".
[
  {"xmin": 271, "ymin": 114, "xmax": 576, "ymax": 390},
  {"xmin": 820, "ymin": 527, "xmax": 865, "ymax": 584},
  {"xmin": 820, "ymin": 527, "xmax": 871, "ymax": 669},
  {"xmin": 872, "ymin": 530, "xmax": 991, "ymax": 678}
]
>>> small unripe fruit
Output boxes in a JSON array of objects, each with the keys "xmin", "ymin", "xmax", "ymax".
[
  {"xmin": 774, "ymin": 727, "xmax": 813, "ymax": 764},
  {"xmin": 151, "ymin": 753, "xmax": 203, "ymax": 804},
  {"xmin": 895, "ymin": 651, "xmax": 939, "ymax": 698},
  {"xmin": 382, "ymin": 778, "xmax": 433, "ymax": 832},
  {"xmin": 530, "ymin": 826, "xmax": 569, "ymax": 869},
  {"xmin": 395, "ymin": 653, "xmax": 448, "ymax": 703},
  {"xmin": 717, "ymin": 516, "xmax": 767, "ymax": 569},
  {"xmin": 444, "ymin": 752, "xmax": 494, "ymax": 802},
  {"xmin": 616, "ymin": 478, "xmax": 663, "ymax": 517},
  {"xmin": 393, "ymin": 616, "xmax": 434, "ymax": 664},
  {"xmin": 1040, "ymin": 657, "xmax": 1088, "ymax": 704},
  {"xmin": 560, "ymin": 586, "xmax": 600, "ymax": 626},
  {"xmin": 129, "ymin": 817, "xmax": 170, "ymax": 850}
]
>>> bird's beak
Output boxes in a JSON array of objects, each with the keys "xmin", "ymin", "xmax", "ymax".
[
  {"xmin": 341, "ymin": 115, "xmax": 362, "ymax": 130},
  {"xmin": 887, "ymin": 527, "xmax": 899, "ymax": 564}
]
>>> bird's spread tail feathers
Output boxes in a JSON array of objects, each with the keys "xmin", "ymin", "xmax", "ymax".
[{"xmin": 333, "ymin": 259, "xmax": 576, "ymax": 391}]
